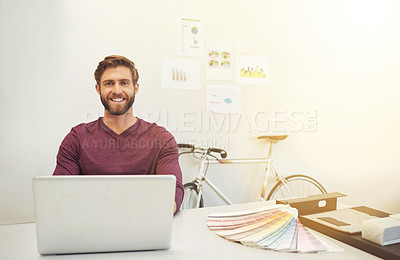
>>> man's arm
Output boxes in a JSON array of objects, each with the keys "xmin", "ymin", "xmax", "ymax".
[
  {"xmin": 155, "ymin": 135, "xmax": 184, "ymax": 214},
  {"xmin": 53, "ymin": 129, "xmax": 81, "ymax": 175}
]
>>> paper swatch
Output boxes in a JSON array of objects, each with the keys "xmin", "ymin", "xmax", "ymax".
[{"xmin": 207, "ymin": 204, "xmax": 343, "ymax": 254}]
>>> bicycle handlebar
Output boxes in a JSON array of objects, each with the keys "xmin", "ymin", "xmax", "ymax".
[
  {"xmin": 177, "ymin": 143, "xmax": 228, "ymax": 158},
  {"xmin": 209, "ymin": 148, "xmax": 227, "ymax": 158},
  {"xmin": 177, "ymin": 143, "xmax": 195, "ymax": 149}
]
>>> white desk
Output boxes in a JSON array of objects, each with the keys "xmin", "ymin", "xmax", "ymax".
[{"xmin": 0, "ymin": 201, "xmax": 380, "ymax": 260}]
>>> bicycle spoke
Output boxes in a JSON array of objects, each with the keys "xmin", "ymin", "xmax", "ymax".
[
  {"xmin": 187, "ymin": 190, "xmax": 196, "ymax": 208},
  {"xmin": 185, "ymin": 191, "xmax": 193, "ymax": 208},
  {"xmin": 267, "ymin": 175, "xmax": 326, "ymax": 200},
  {"xmin": 181, "ymin": 182, "xmax": 203, "ymax": 210}
]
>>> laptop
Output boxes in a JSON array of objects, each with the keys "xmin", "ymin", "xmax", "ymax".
[{"xmin": 32, "ymin": 175, "xmax": 176, "ymax": 255}]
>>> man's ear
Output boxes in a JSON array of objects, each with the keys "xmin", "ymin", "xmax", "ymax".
[
  {"xmin": 95, "ymin": 84, "xmax": 101, "ymax": 94},
  {"xmin": 134, "ymin": 83, "xmax": 139, "ymax": 94}
]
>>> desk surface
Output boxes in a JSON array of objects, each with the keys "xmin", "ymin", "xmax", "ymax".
[{"xmin": 0, "ymin": 201, "xmax": 380, "ymax": 260}]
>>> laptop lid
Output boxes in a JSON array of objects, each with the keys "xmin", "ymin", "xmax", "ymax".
[{"xmin": 32, "ymin": 175, "xmax": 176, "ymax": 255}]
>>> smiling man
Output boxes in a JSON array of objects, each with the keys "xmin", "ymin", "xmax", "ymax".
[{"xmin": 53, "ymin": 55, "xmax": 184, "ymax": 213}]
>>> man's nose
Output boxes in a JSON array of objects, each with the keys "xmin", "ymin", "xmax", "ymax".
[{"xmin": 113, "ymin": 83, "xmax": 123, "ymax": 94}]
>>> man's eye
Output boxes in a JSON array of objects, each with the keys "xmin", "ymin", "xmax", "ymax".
[
  {"xmin": 121, "ymin": 81, "xmax": 129, "ymax": 85},
  {"xmin": 104, "ymin": 82, "xmax": 113, "ymax": 86}
]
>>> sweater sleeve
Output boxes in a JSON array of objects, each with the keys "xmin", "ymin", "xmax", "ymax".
[
  {"xmin": 53, "ymin": 128, "xmax": 81, "ymax": 175},
  {"xmin": 155, "ymin": 134, "xmax": 184, "ymax": 212}
]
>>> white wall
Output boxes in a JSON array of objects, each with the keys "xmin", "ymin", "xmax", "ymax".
[{"xmin": 1, "ymin": 0, "xmax": 399, "ymax": 225}]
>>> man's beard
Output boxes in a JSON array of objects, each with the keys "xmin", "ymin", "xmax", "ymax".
[{"xmin": 100, "ymin": 93, "xmax": 135, "ymax": 116}]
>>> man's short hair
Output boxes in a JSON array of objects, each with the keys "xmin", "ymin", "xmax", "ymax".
[{"xmin": 94, "ymin": 55, "xmax": 139, "ymax": 85}]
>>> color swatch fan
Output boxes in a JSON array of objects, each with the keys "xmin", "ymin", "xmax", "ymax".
[{"xmin": 207, "ymin": 204, "xmax": 343, "ymax": 253}]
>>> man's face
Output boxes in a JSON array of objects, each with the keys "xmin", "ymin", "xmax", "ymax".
[{"xmin": 96, "ymin": 66, "xmax": 138, "ymax": 116}]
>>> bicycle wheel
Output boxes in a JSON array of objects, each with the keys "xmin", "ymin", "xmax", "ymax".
[
  {"xmin": 181, "ymin": 182, "xmax": 204, "ymax": 210},
  {"xmin": 267, "ymin": 174, "xmax": 327, "ymax": 200}
]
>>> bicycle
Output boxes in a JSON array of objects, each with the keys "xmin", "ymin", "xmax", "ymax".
[{"xmin": 178, "ymin": 135, "xmax": 327, "ymax": 210}]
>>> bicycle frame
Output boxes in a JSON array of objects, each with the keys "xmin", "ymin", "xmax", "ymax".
[
  {"xmin": 192, "ymin": 152, "xmax": 234, "ymax": 206},
  {"xmin": 180, "ymin": 136, "xmax": 315, "ymax": 209},
  {"xmin": 207, "ymin": 157, "xmax": 293, "ymax": 201}
]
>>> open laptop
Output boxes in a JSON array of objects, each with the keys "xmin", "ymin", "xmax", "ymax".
[{"xmin": 32, "ymin": 175, "xmax": 176, "ymax": 255}]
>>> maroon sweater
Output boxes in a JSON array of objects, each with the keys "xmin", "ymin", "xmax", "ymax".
[{"xmin": 53, "ymin": 117, "xmax": 183, "ymax": 210}]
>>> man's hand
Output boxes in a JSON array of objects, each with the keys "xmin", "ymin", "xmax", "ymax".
[{"xmin": 174, "ymin": 202, "xmax": 177, "ymax": 213}]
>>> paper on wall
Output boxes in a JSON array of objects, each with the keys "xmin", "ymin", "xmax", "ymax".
[
  {"xmin": 206, "ymin": 85, "xmax": 242, "ymax": 114},
  {"xmin": 235, "ymin": 55, "xmax": 269, "ymax": 85},
  {"xmin": 206, "ymin": 39, "xmax": 233, "ymax": 80},
  {"xmin": 177, "ymin": 14, "xmax": 204, "ymax": 57},
  {"xmin": 161, "ymin": 58, "xmax": 201, "ymax": 90}
]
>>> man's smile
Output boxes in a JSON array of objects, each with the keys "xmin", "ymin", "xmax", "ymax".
[{"xmin": 111, "ymin": 98, "xmax": 125, "ymax": 102}]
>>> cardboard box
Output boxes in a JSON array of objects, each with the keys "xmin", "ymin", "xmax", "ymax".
[{"xmin": 276, "ymin": 192, "xmax": 400, "ymax": 259}]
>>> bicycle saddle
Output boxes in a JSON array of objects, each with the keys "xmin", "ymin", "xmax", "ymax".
[{"xmin": 257, "ymin": 135, "xmax": 288, "ymax": 143}]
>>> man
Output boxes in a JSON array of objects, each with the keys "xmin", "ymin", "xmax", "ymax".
[{"xmin": 53, "ymin": 55, "xmax": 184, "ymax": 213}]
